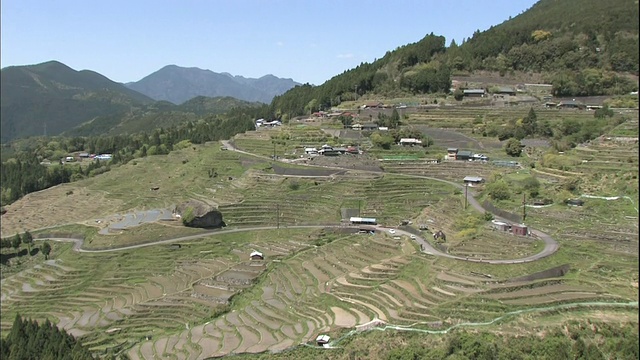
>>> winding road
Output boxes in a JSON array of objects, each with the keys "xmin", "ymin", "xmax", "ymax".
[{"xmin": 34, "ymin": 140, "xmax": 559, "ymax": 265}]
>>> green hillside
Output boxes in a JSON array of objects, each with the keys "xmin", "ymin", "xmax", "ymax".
[
  {"xmin": 270, "ymin": 0, "xmax": 638, "ymax": 118},
  {"xmin": 62, "ymin": 96, "xmax": 261, "ymax": 137}
]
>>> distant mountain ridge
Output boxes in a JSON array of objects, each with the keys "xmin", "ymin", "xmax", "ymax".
[
  {"xmin": 0, "ymin": 61, "xmax": 265, "ymax": 142},
  {"xmin": 0, "ymin": 60, "xmax": 155, "ymax": 142},
  {"xmin": 125, "ymin": 65, "xmax": 300, "ymax": 105}
]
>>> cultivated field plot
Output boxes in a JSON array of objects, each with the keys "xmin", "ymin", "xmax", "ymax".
[
  {"xmin": 381, "ymin": 159, "xmax": 505, "ymax": 183},
  {"xmin": 218, "ymin": 171, "xmax": 452, "ymax": 228},
  {"xmin": 533, "ymin": 118, "xmax": 639, "ymax": 196}
]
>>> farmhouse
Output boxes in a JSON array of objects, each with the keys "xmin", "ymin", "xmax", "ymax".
[
  {"xmin": 557, "ymin": 100, "xmax": 585, "ymax": 109},
  {"xmin": 463, "ymin": 176, "xmax": 485, "ymax": 186},
  {"xmin": 472, "ymin": 153, "xmax": 488, "ymax": 161},
  {"xmin": 361, "ymin": 123, "xmax": 379, "ymax": 131},
  {"xmin": 463, "ymin": 89, "xmax": 486, "ymax": 97},
  {"xmin": 491, "ymin": 220, "xmax": 511, "ymax": 232},
  {"xmin": 350, "ymin": 217, "xmax": 377, "ymax": 225},
  {"xmin": 346, "ymin": 146, "xmax": 359, "ymax": 154},
  {"xmin": 456, "ymin": 150, "xmax": 474, "ymax": 161},
  {"xmin": 399, "ymin": 138, "xmax": 422, "ymax": 146},
  {"xmin": 363, "ymin": 101, "xmax": 383, "ymax": 108},
  {"xmin": 95, "ymin": 154, "xmax": 112, "ymax": 160},
  {"xmin": 494, "ymin": 86, "xmax": 516, "ymax": 96},
  {"xmin": 250, "ymin": 251, "xmax": 264, "ymax": 261},
  {"xmin": 78, "ymin": 152, "xmax": 90, "ymax": 158},
  {"xmin": 447, "ymin": 148, "xmax": 458, "ymax": 160},
  {"xmin": 316, "ymin": 334, "xmax": 331, "ymax": 346},
  {"xmin": 512, "ymin": 223, "xmax": 529, "ymax": 236}
]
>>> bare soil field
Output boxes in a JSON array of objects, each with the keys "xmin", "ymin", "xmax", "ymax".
[
  {"xmin": 419, "ymin": 127, "xmax": 493, "ymax": 150},
  {"xmin": 271, "ymin": 163, "xmax": 345, "ymax": 177},
  {"xmin": 452, "ymin": 71, "xmax": 547, "ymax": 86},
  {"xmin": 305, "ymin": 153, "xmax": 383, "ymax": 172}
]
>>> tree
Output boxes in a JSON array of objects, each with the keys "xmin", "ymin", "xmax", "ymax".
[
  {"xmin": 22, "ymin": 231, "xmax": 33, "ymax": 254},
  {"xmin": 594, "ymin": 105, "xmax": 614, "ymax": 119},
  {"xmin": 504, "ymin": 138, "xmax": 523, "ymax": 157},
  {"xmin": 41, "ymin": 241, "xmax": 52, "ymax": 260},
  {"xmin": 522, "ymin": 107, "xmax": 538, "ymax": 136},
  {"xmin": 370, "ymin": 132, "xmax": 394, "ymax": 149},
  {"xmin": 11, "ymin": 234, "xmax": 21, "ymax": 252},
  {"xmin": 486, "ymin": 180, "xmax": 511, "ymax": 201},
  {"xmin": 453, "ymin": 89, "xmax": 464, "ymax": 101}
]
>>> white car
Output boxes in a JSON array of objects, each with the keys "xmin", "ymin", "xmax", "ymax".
[
  {"xmin": 388, "ymin": 229, "xmax": 396, "ymax": 234},
  {"xmin": 410, "ymin": 235, "xmax": 417, "ymax": 240}
]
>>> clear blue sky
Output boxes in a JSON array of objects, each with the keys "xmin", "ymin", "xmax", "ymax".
[{"xmin": 1, "ymin": 0, "xmax": 538, "ymax": 86}]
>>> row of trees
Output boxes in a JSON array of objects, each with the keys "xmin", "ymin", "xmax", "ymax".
[{"xmin": 0, "ymin": 232, "xmax": 52, "ymax": 259}]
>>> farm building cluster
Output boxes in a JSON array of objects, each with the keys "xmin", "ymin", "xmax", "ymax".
[
  {"xmin": 40, "ymin": 152, "xmax": 113, "ymax": 166},
  {"xmin": 255, "ymin": 118, "xmax": 282, "ymax": 128},
  {"xmin": 446, "ymin": 148, "xmax": 488, "ymax": 161},
  {"xmin": 304, "ymin": 144, "xmax": 361, "ymax": 157},
  {"xmin": 491, "ymin": 220, "xmax": 530, "ymax": 236}
]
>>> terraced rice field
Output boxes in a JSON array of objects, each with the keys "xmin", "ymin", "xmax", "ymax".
[
  {"xmin": 2, "ymin": 114, "xmax": 638, "ymax": 359},
  {"xmin": 381, "ymin": 159, "xmax": 504, "ymax": 183},
  {"xmin": 218, "ymin": 170, "xmax": 452, "ymax": 228}
]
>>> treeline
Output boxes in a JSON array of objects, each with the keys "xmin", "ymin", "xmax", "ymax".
[
  {"xmin": 269, "ymin": 34, "xmax": 451, "ymax": 118},
  {"xmin": 0, "ymin": 106, "xmax": 266, "ymax": 206},
  {"xmin": 0, "ymin": 314, "xmax": 95, "ymax": 360}
]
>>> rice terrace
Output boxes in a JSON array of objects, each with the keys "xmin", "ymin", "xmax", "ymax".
[
  {"xmin": 2, "ymin": 0, "xmax": 640, "ymax": 356},
  {"xmin": 1, "ymin": 101, "xmax": 638, "ymax": 359}
]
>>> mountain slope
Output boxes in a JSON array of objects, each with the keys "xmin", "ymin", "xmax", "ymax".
[
  {"xmin": 63, "ymin": 96, "xmax": 261, "ymax": 137},
  {"xmin": 270, "ymin": 0, "xmax": 638, "ymax": 117},
  {"xmin": 125, "ymin": 65, "xmax": 300, "ymax": 105},
  {"xmin": 453, "ymin": 0, "xmax": 639, "ymax": 74},
  {"xmin": 0, "ymin": 61, "xmax": 154, "ymax": 142}
]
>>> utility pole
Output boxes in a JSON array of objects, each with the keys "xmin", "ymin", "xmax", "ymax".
[
  {"xmin": 464, "ymin": 184, "xmax": 468, "ymax": 210},
  {"xmin": 522, "ymin": 193, "xmax": 526, "ymax": 222},
  {"xmin": 355, "ymin": 85, "xmax": 358, "ymax": 101},
  {"xmin": 277, "ymin": 203, "xmax": 280, "ymax": 229},
  {"xmin": 358, "ymin": 199, "xmax": 362, "ymax": 217},
  {"xmin": 273, "ymin": 142, "xmax": 276, "ymax": 160}
]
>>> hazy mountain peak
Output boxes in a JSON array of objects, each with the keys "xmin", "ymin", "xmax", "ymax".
[{"xmin": 125, "ymin": 65, "xmax": 301, "ymax": 104}]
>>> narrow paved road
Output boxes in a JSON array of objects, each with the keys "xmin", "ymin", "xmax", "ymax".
[{"xmin": 33, "ymin": 140, "xmax": 559, "ymax": 264}]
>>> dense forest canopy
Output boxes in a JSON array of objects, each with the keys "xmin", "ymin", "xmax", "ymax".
[{"xmin": 0, "ymin": 314, "xmax": 95, "ymax": 360}]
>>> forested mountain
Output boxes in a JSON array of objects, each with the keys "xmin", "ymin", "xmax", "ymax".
[
  {"xmin": 62, "ymin": 96, "xmax": 261, "ymax": 137},
  {"xmin": 125, "ymin": 65, "xmax": 300, "ymax": 105},
  {"xmin": 0, "ymin": 61, "xmax": 263, "ymax": 142},
  {"xmin": 453, "ymin": 0, "xmax": 639, "ymax": 74},
  {"xmin": 269, "ymin": 0, "xmax": 638, "ymax": 118},
  {"xmin": 0, "ymin": 61, "xmax": 154, "ymax": 143}
]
